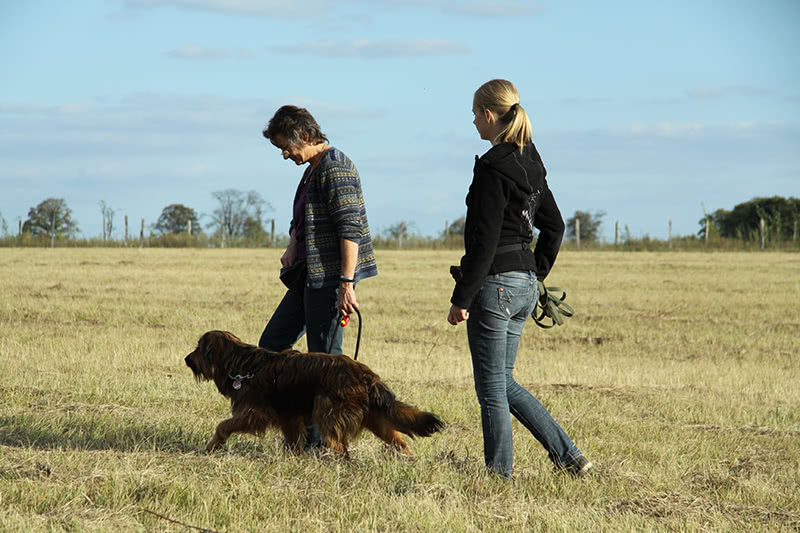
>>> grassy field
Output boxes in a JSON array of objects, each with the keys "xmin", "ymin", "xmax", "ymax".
[{"xmin": 1, "ymin": 248, "xmax": 798, "ymax": 532}]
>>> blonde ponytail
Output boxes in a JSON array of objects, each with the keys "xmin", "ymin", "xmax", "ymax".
[{"xmin": 473, "ymin": 79, "xmax": 532, "ymax": 150}]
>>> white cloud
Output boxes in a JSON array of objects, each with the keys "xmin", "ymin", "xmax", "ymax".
[
  {"xmin": 355, "ymin": 0, "xmax": 543, "ymax": 17},
  {"xmin": 645, "ymin": 86, "xmax": 773, "ymax": 105},
  {"xmin": 0, "ymin": 93, "xmax": 268, "ymax": 159},
  {"xmin": 560, "ymin": 96, "xmax": 614, "ymax": 106},
  {"xmin": 539, "ymin": 120, "xmax": 800, "ymax": 177},
  {"xmin": 0, "ymin": 92, "xmax": 385, "ymax": 172},
  {"xmin": 442, "ymin": 0, "xmax": 544, "ymax": 17},
  {"xmin": 281, "ymin": 98, "xmax": 386, "ymax": 121},
  {"xmin": 0, "ymin": 166, "xmax": 46, "ymax": 179},
  {"xmin": 686, "ymin": 87, "xmax": 723, "ymax": 100},
  {"xmin": 167, "ymin": 45, "xmax": 254, "ymax": 60},
  {"xmin": 687, "ymin": 86, "xmax": 769, "ymax": 100},
  {"xmin": 623, "ymin": 122, "xmax": 705, "ymax": 137},
  {"xmin": 271, "ymin": 39, "xmax": 470, "ymax": 57},
  {"xmin": 124, "ymin": 0, "xmax": 326, "ymax": 18}
]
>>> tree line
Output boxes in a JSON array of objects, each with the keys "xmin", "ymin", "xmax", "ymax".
[
  {"xmin": 702, "ymin": 196, "xmax": 800, "ymax": 242},
  {"xmin": 2, "ymin": 195, "xmax": 798, "ymax": 249},
  {"xmin": 2, "ymin": 189, "xmax": 275, "ymax": 246}
]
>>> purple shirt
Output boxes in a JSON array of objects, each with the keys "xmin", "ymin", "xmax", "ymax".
[{"xmin": 292, "ymin": 169, "xmax": 312, "ymax": 261}]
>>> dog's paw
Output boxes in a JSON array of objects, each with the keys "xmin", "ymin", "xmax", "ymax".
[
  {"xmin": 206, "ymin": 436, "xmax": 225, "ymax": 452},
  {"xmin": 391, "ymin": 445, "xmax": 416, "ymax": 461}
]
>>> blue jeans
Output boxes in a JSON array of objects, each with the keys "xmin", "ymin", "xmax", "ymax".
[{"xmin": 466, "ymin": 271, "xmax": 583, "ymax": 478}]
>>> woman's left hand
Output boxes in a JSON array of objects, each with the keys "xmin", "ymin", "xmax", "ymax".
[
  {"xmin": 448, "ymin": 304, "xmax": 469, "ymax": 325},
  {"xmin": 338, "ymin": 282, "xmax": 359, "ymax": 317}
]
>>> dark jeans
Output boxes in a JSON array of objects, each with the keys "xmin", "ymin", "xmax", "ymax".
[
  {"xmin": 258, "ymin": 285, "xmax": 344, "ymax": 355},
  {"xmin": 466, "ymin": 271, "xmax": 583, "ymax": 478},
  {"xmin": 259, "ymin": 285, "xmax": 345, "ymax": 448}
]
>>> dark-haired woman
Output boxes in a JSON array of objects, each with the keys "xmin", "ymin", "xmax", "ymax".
[
  {"xmin": 259, "ymin": 105, "xmax": 377, "ymax": 414},
  {"xmin": 448, "ymin": 80, "xmax": 592, "ymax": 479}
]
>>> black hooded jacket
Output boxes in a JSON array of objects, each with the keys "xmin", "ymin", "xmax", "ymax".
[{"xmin": 450, "ymin": 141, "xmax": 565, "ymax": 309}]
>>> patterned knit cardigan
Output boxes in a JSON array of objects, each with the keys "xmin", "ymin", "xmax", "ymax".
[{"xmin": 300, "ymin": 147, "xmax": 378, "ymax": 288}]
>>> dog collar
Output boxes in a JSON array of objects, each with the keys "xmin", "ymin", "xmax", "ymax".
[
  {"xmin": 228, "ymin": 372, "xmax": 254, "ymax": 390},
  {"xmin": 228, "ymin": 357, "xmax": 269, "ymax": 390}
]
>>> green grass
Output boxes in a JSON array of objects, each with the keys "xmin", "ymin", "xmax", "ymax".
[{"xmin": 1, "ymin": 249, "xmax": 798, "ymax": 532}]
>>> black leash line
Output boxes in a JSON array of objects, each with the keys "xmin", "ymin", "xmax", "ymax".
[{"xmin": 328, "ymin": 307, "xmax": 362, "ymax": 360}]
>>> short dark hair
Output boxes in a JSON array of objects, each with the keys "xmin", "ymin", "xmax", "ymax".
[{"xmin": 262, "ymin": 105, "xmax": 328, "ymax": 145}]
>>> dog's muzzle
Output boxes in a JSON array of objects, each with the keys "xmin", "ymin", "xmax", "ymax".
[{"xmin": 185, "ymin": 354, "xmax": 199, "ymax": 375}]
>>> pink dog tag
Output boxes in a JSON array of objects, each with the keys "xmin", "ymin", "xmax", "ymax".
[{"xmin": 232, "ymin": 380, "xmax": 242, "ymax": 390}]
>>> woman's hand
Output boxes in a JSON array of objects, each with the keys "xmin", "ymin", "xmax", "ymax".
[
  {"xmin": 448, "ymin": 304, "xmax": 469, "ymax": 325},
  {"xmin": 281, "ymin": 236, "xmax": 297, "ymax": 266},
  {"xmin": 338, "ymin": 282, "xmax": 358, "ymax": 317},
  {"xmin": 337, "ymin": 238, "xmax": 359, "ymax": 317}
]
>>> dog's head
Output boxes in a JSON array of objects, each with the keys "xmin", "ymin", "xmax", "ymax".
[{"xmin": 184, "ymin": 330, "xmax": 245, "ymax": 382}]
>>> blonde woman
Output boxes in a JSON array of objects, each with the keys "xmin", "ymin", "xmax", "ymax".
[{"xmin": 448, "ymin": 79, "xmax": 592, "ymax": 479}]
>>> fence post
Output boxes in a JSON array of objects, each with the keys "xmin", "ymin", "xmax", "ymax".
[
  {"xmin": 793, "ymin": 219, "xmax": 797, "ymax": 242},
  {"xmin": 271, "ymin": 219, "xmax": 275, "ymax": 247},
  {"xmin": 668, "ymin": 218, "xmax": 673, "ymax": 249},
  {"xmin": 140, "ymin": 219, "xmax": 145, "ymax": 248},
  {"xmin": 125, "ymin": 215, "xmax": 129, "ymax": 242},
  {"xmin": 705, "ymin": 219, "xmax": 710, "ymax": 245},
  {"xmin": 760, "ymin": 218, "xmax": 765, "ymax": 250},
  {"xmin": 188, "ymin": 219, "xmax": 192, "ymax": 236},
  {"xmin": 615, "ymin": 220, "xmax": 619, "ymax": 246},
  {"xmin": 575, "ymin": 217, "xmax": 580, "ymax": 249}
]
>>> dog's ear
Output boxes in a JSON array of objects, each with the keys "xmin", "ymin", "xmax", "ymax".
[
  {"xmin": 222, "ymin": 331, "xmax": 240, "ymax": 344},
  {"xmin": 202, "ymin": 332, "xmax": 216, "ymax": 364}
]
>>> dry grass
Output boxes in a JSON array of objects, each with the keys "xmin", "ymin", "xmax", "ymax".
[{"xmin": 1, "ymin": 248, "xmax": 798, "ymax": 532}]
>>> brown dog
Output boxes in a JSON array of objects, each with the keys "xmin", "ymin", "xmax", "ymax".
[{"xmin": 185, "ymin": 330, "xmax": 444, "ymax": 457}]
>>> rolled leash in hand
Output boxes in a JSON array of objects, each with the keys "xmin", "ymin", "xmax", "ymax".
[
  {"xmin": 451, "ymin": 266, "xmax": 573, "ymax": 329},
  {"xmin": 449, "ymin": 265, "xmax": 463, "ymax": 283},
  {"xmin": 533, "ymin": 280, "xmax": 575, "ymax": 329}
]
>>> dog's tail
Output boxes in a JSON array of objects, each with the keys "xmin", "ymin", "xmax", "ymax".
[
  {"xmin": 370, "ymin": 381, "xmax": 444, "ymax": 438},
  {"xmin": 387, "ymin": 400, "xmax": 445, "ymax": 437}
]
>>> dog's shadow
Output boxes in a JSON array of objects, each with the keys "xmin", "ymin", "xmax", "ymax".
[
  {"xmin": 0, "ymin": 412, "xmax": 209, "ymax": 455},
  {"xmin": 0, "ymin": 413, "xmax": 386, "ymax": 462}
]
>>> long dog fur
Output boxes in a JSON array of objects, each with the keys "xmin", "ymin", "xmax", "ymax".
[{"xmin": 185, "ymin": 330, "xmax": 444, "ymax": 456}]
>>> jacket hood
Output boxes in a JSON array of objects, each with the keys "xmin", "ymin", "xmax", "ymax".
[{"xmin": 476, "ymin": 142, "xmax": 544, "ymax": 196}]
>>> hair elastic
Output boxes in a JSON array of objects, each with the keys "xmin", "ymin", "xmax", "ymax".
[{"xmin": 503, "ymin": 103, "xmax": 519, "ymax": 123}]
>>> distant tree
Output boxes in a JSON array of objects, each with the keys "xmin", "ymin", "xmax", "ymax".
[
  {"xmin": 99, "ymin": 201, "xmax": 115, "ymax": 240},
  {"xmin": 384, "ymin": 220, "xmax": 416, "ymax": 248},
  {"xmin": 242, "ymin": 215, "xmax": 267, "ymax": 239},
  {"xmin": 697, "ymin": 202, "xmax": 715, "ymax": 240},
  {"xmin": 566, "ymin": 210, "xmax": 605, "ymax": 243},
  {"xmin": 207, "ymin": 189, "xmax": 271, "ymax": 239},
  {"xmin": 445, "ymin": 215, "xmax": 466, "ymax": 237},
  {"xmin": 154, "ymin": 204, "xmax": 202, "ymax": 235},
  {"xmin": 704, "ymin": 196, "xmax": 799, "ymax": 241},
  {"xmin": 22, "ymin": 198, "xmax": 79, "ymax": 239}
]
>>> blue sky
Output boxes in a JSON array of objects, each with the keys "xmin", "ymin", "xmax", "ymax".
[{"xmin": 1, "ymin": 0, "xmax": 798, "ymax": 241}]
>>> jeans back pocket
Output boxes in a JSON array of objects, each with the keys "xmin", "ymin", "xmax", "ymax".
[{"xmin": 497, "ymin": 287, "xmax": 513, "ymax": 316}]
